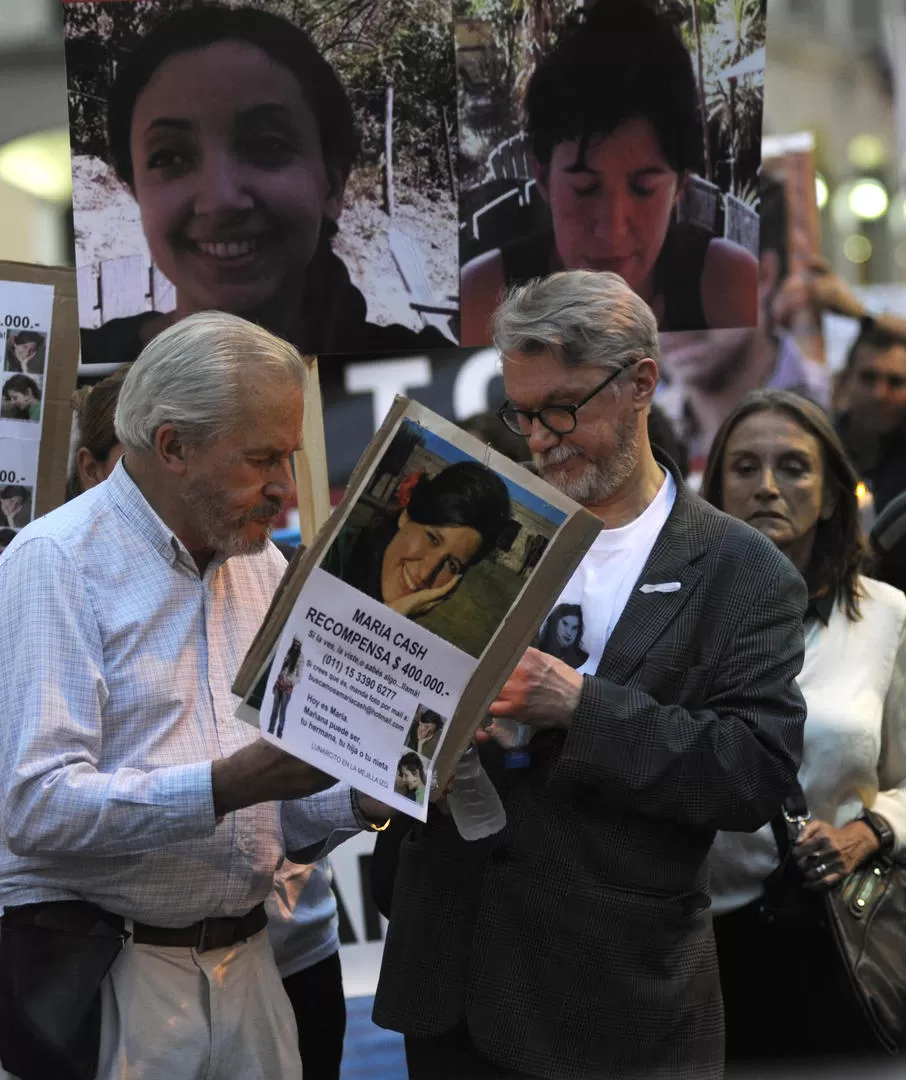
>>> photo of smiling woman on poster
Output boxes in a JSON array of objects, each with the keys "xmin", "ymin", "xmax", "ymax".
[
  {"xmin": 323, "ymin": 459, "xmax": 512, "ymax": 621},
  {"xmin": 66, "ymin": 1, "xmax": 457, "ymax": 364},
  {"xmin": 459, "ymin": 0, "xmax": 762, "ymax": 344}
]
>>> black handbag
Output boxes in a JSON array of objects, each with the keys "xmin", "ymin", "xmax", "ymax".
[
  {"xmin": 772, "ymin": 787, "xmax": 906, "ymax": 1056},
  {"xmin": 0, "ymin": 902, "xmax": 128, "ymax": 1080}
]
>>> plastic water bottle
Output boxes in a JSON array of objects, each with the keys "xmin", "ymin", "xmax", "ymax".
[{"xmin": 447, "ymin": 745, "xmax": 507, "ymax": 841}]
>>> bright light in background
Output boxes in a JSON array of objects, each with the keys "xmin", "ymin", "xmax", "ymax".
[
  {"xmin": 0, "ymin": 130, "xmax": 72, "ymax": 204},
  {"xmin": 848, "ymin": 179, "xmax": 889, "ymax": 221},
  {"xmin": 815, "ymin": 174, "xmax": 829, "ymax": 210},
  {"xmin": 847, "ymin": 134, "xmax": 887, "ymax": 170},
  {"xmin": 843, "ymin": 235, "xmax": 872, "ymax": 263}
]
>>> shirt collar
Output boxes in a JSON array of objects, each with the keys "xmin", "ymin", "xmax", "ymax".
[
  {"xmin": 105, "ymin": 457, "xmax": 220, "ymax": 574},
  {"xmin": 806, "ymin": 587, "xmax": 835, "ymax": 626}
]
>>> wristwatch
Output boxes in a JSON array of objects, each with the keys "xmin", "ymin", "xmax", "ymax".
[{"xmin": 859, "ymin": 808, "xmax": 895, "ymax": 854}]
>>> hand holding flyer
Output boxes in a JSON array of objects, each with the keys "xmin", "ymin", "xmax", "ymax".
[{"xmin": 234, "ymin": 398, "xmax": 601, "ymax": 821}]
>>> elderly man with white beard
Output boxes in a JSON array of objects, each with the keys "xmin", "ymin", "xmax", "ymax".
[{"xmin": 371, "ymin": 270, "xmax": 808, "ymax": 1080}]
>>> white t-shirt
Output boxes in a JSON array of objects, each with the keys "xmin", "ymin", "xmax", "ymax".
[{"xmin": 536, "ymin": 470, "xmax": 677, "ymax": 673}]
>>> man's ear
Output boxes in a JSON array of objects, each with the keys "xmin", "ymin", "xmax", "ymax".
[
  {"xmin": 631, "ymin": 358, "xmax": 659, "ymax": 410},
  {"xmin": 155, "ymin": 423, "xmax": 190, "ymax": 476}
]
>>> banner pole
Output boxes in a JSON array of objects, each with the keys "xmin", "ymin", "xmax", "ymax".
[{"xmin": 293, "ymin": 356, "xmax": 332, "ymax": 545}]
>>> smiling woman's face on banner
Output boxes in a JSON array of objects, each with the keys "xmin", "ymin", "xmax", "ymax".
[{"xmin": 128, "ymin": 39, "xmax": 345, "ymax": 321}]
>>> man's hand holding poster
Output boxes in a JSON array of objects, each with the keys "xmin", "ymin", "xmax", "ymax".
[{"xmin": 235, "ymin": 399, "xmax": 601, "ymax": 820}]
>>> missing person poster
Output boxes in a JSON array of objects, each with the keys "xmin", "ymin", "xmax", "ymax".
[
  {"xmin": 0, "ymin": 280, "xmax": 55, "ymax": 551},
  {"xmin": 236, "ymin": 399, "xmax": 601, "ymax": 819}
]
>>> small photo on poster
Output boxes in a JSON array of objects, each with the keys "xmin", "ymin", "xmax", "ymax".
[
  {"xmin": 3, "ymin": 330, "xmax": 47, "ymax": 376},
  {"xmin": 404, "ymin": 704, "xmax": 446, "ymax": 763},
  {"xmin": 64, "ymin": 0, "xmax": 459, "ymax": 367},
  {"xmin": 320, "ymin": 417, "xmax": 566, "ymax": 659},
  {"xmin": 394, "ymin": 751, "xmax": 430, "ymax": 806},
  {"xmin": 264, "ymin": 635, "xmax": 304, "ymax": 742},
  {"xmin": 0, "ymin": 485, "xmax": 33, "ymax": 531},
  {"xmin": 456, "ymin": 0, "xmax": 765, "ymax": 345},
  {"xmin": 1, "ymin": 374, "xmax": 42, "ymax": 424}
]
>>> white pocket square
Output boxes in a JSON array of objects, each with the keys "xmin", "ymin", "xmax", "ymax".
[{"xmin": 639, "ymin": 581, "xmax": 682, "ymax": 594}]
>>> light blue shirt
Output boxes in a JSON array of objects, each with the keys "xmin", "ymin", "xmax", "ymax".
[{"xmin": 0, "ymin": 459, "xmax": 361, "ymax": 926}]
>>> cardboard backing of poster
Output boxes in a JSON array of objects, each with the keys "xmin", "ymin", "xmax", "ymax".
[{"xmin": 234, "ymin": 396, "xmax": 600, "ymax": 813}]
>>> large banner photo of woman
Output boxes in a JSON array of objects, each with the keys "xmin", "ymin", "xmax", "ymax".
[
  {"xmin": 321, "ymin": 417, "xmax": 567, "ymax": 659},
  {"xmin": 456, "ymin": 0, "xmax": 766, "ymax": 345},
  {"xmin": 62, "ymin": 0, "xmax": 460, "ymax": 367}
]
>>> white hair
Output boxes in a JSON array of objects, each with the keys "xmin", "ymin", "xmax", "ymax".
[
  {"xmin": 492, "ymin": 270, "xmax": 660, "ymax": 372},
  {"xmin": 114, "ymin": 311, "xmax": 307, "ymax": 453}
]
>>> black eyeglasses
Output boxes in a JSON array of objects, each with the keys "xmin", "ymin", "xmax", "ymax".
[{"xmin": 497, "ymin": 363, "xmax": 635, "ymax": 437}]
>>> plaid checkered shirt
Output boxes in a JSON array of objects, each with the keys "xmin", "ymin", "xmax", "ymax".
[{"xmin": 0, "ymin": 460, "xmax": 360, "ymax": 925}]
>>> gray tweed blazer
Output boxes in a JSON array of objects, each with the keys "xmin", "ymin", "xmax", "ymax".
[{"xmin": 372, "ymin": 461, "xmax": 807, "ymax": 1080}]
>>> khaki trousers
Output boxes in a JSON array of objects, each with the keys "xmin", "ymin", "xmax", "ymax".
[{"xmin": 2, "ymin": 927, "xmax": 301, "ymax": 1080}]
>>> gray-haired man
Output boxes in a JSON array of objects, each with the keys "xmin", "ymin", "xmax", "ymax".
[
  {"xmin": 373, "ymin": 271, "xmax": 807, "ymax": 1080},
  {"xmin": 0, "ymin": 312, "xmax": 388, "ymax": 1080}
]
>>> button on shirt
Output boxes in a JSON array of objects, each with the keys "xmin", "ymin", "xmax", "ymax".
[{"xmin": 0, "ymin": 460, "xmax": 360, "ymax": 926}]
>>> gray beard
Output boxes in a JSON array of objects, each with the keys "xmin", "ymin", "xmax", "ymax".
[
  {"xmin": 182, "ymin": 481, "xmax": 278, "ymax": 558},
  {"xmin": 534, "ymin": 414, "xmax": 639, "ymax": 505}
]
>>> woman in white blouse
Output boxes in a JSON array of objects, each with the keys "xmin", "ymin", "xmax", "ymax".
[{"xmin": 701, "ymin": 389, "xmax": 906, "ymax": 1068}]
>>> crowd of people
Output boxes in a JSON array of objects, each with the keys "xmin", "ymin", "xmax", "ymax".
[{"xmin": 0, "ymin": 264, "xmax": 904, "ymax": 1080}]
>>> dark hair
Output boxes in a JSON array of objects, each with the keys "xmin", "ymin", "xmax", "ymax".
[
  {"xmin": 416, "ymin": 708, "xmax": 443, "ymax": 733},
  {"xmin": 647, "ymin": 401, "xmax": 689, "ymax": 478},
  {"xmin": 405, "ymin": 461, "xmax": 512, "ymax": 564},
  {"xmin": 3, "ymin": 374, "xmax": 41, "ymax": 401},
  {"xmin": 280, "ymin": 638, "xmax": 303, "ymax": 673},
  {"xmin": 397, "ymin": 752, "xmax": 426, "ymax": 784},
  {"xmin": 701, "ymin": 389, "xmax": 866, "ymax": 621},
  {"xmin": 1, "ymin": 485, "xmax": 28, "ymax": 502},
  {"xmin": 524, "ymin": 2, "xmax": 702, "ymax": 175},
  {"xmin": 9, "ymin": 330, "xmax": 43, "ymax": 348},
  {"xmin": 66, "ymin": 366, "xmax": 130, "ymax": 501},
  {"xmin": 0, "ymin": 527, "xmax": 15, "ymax": 549},
  {"xmin": 107, "ymin": 4, "xmax": 359, "ymax": 189},
  {"xmin": 844, "ymin": 323, "xmax": 903, "ymax": 372},
  {"xmin": 460, "ymin": 411, "xmax": 531, "ymax": 464},
  {"xmin": 537, "ymin": 602, "xmax": 585, "ymax": 652},
  {"xmin": 759, "ymin": 174, "xmax": 788, "ymax": 279}
]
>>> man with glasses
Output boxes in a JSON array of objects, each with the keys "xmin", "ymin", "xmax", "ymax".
[
  {"xmin": 373, "ymin": 270, "xmax": 808, "ymax": 1080},
  {"xmin": 836, "ymin": 324, "xmax": 906, "ymax": 516}
]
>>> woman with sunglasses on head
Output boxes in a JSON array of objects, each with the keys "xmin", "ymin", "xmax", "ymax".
[
  {"xmin": 461, "ymin": 1, "xmax": 758, "ymax": 345},
  {"xmin": 702, "ymin": 389, "xmax": 906, "ymax": 1069},
  {"xmin": 79, "ymin": 4, "xmax": 453, "ymax": 369}
]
